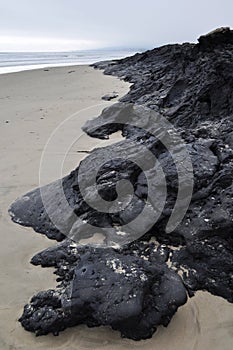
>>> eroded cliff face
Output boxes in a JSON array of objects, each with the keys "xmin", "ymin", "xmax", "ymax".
[{"xmin": 9, "ymin": 28, "xmax": 233, "ymax": 340}]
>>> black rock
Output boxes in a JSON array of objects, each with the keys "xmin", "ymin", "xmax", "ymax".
[
  {"xmin": 10, "ymin": 28, "xmax": 233, "ymax": 339},
  {"xmin": 102, "ymin": 92, "xmax": 119, "ymax": 101},
  {"xmin": 20, "ymin": 241, "xmax": 187, "ymax": 340},
  {"xmin": 198, "ymin": 27, "xmax": 233, "ymax": 49},
  {"xmin": 172, "ymin": 236, "xmax": 233, "ymax": 302}
]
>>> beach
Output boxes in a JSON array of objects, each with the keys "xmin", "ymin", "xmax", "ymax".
[{"xmin": 0, "ymin": 65, "xmax": 232, "ymax": 350}]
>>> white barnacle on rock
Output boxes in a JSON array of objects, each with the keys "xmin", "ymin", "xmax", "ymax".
[
  {"xmin": 70, "ymin": 242, "xmax": 79, "ymax": 255},
  {"xmin": 140, "ymin": 274, "xmax": 147, "ymax": 282},
  {"xmin": 141, "ymin": 255, "xmax": 149, "ymax": 261},
  {"xmin": 106, "ymin": 258, "xmax": 126, "ymax": 274},
  {"xmin": 116, "ymin": 230, "xmax": 127, "ymax": 236}
]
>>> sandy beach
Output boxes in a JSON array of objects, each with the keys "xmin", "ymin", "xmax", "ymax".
[{"xmin": 0, "ymin": 65, "xmax": 232, "ymax": 350}]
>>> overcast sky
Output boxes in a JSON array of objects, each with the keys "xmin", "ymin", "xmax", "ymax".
[{"xmin": 0, "ymin": 0, "xmax": 232, "ymax": 51}]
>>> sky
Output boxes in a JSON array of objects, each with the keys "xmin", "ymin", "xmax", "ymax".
[{"xmin": 0, "ymin": 0, "xmax": 232, "ymax": 51}]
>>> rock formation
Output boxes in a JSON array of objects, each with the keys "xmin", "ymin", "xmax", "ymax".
[{"xmin": 10, "ymin": 28, "xmax": 233, "ymax": 339}]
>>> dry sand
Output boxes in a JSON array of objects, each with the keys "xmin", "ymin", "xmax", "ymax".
[{"xmin": 0, "ymin": 65, "xmax": 232, "ymax": 350}]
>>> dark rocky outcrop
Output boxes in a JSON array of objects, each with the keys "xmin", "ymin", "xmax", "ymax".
[
  {"xmin": 20, "ymin": 241, "xmax": 187, "ymax": 340},
  {"xmin": 9, "ymin": 28, "xmax": 233, "ymax": 339}
]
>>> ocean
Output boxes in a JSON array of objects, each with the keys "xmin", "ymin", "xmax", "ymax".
[{"xmin": 0, "ymin": 48, "xmax": 141, "ymax": 74}]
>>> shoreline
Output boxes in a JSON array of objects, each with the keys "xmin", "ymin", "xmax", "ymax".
[
  {"xmin": 0, "ymin": 64, "xmax": 232, "ymax": 349},
  {"xmin": 0, "ymin": 62, "xmax": 94, "ymax": 75},
  {"xmin": 0, "ymin": 48, "xmax": 141, "ymax": 75}
]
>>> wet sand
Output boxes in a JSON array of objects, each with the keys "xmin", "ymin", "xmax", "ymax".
[{"xmin": 0, "ymin": 65, "xmax": 232, "ymax": 350}]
